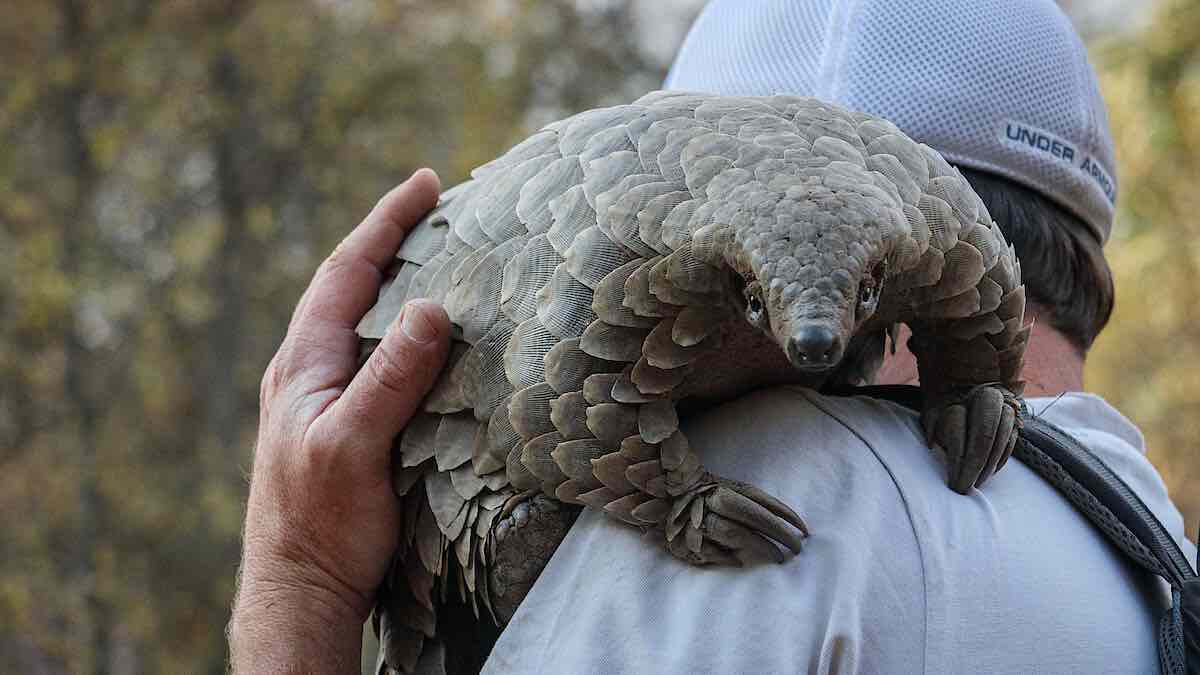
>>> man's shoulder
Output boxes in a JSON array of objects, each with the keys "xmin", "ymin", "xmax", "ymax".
[
  {"xmin": 691, "ymin": 388, "xmax": 1170, "ymax": 524},
  {"xmin": 484, "ymin": 388, "xmax": 1182, "ymax": 674},
  {"xmin": 697, "ymin": 387, "xmax": 1182, "ymax": 673},
  {"xmin": 486, "ymin": 388, "xmax": 935, "ymax": 673},
  {"xmin": 700, "ymin": 387, "xmax": 1187, "ymax": 565}
]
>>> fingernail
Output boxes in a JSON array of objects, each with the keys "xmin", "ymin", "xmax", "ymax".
[
  {"xmin": 400, "ymin": 301, "xmax": 438, "ymax": 344},
  {"xmin": 405, "ymin": 167, "xmax": 434, "ymax": 184}
]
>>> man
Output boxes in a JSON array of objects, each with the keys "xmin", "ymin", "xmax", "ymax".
[{"xmin": 230, "ymin": 0, "xmax": 1194, "ymax": 673}]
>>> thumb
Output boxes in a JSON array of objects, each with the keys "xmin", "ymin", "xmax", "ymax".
[{"xmin": 331, "ymin": 300, "xmax": 451, "ymax": 448}]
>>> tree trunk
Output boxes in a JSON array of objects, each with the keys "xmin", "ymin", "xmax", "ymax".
[{"xmin": 56, "ymin": 1, "xmax": 110, "ymax": 673}]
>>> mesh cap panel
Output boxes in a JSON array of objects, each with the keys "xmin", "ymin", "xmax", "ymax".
[{"xmin": 665, "ymin": 0, "xmax": 1117, "ymax": 242}]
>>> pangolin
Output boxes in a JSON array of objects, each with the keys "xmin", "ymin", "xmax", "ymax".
[{"xmin": 356, "ymin": 90, "xmax": 1028, "ymax": 673}]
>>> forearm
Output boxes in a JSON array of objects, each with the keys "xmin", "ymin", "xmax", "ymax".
[
  {"xmin": 229, "ymin": 577, "xmax": 365, "ymax": 674},
  {"xmin": 230, "ymin": 172, "xmax": 447, "ymax": 673}
]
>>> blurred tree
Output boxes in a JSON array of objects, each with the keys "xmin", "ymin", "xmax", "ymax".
[
  {"xmin": 0, "ymin": 0, "xmax": 685, "ymax": 672},
  {"xmin": 2, "ymin": 0, "xmax": 1195, "ymax": 673},
  {"xmin": 1087, "ymin": 0, "xmax": 1200, "ymax": 542}
]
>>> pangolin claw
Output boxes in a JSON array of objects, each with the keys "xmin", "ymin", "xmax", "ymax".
[
  {"xmin": 928, "ymin": 384, "xmax": 1022, "ymax": 494},
  {"xmin": 665, "ymin": 476, "xmax": 808, "ymax": 566}
]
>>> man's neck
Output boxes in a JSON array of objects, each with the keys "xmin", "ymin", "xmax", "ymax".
[{"xmin": 874, "ymin": 311, "xmax": 1085, "ymax": 397}]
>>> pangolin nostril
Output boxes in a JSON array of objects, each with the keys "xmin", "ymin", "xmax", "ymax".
[{"xmin": 787, "ymin": 327, "xmax": 840, "ymax": 367}]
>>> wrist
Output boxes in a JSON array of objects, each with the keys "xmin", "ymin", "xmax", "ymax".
[{"xmin": 230, "ymin": 567, "xmax": 367, "ymax": 674}]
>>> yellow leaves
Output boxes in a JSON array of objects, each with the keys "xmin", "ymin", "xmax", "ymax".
[
  {"xmin": 0, "ymin": 78, "xmax": 40, "ymax": 130},
  {"xmin": 173, "ymin": 215, "xmax": 222, "ymax": 270},
  {"xmin": 46, "ymin": 53, "xmax": 78, "ymax": 87},
  {"xmin": 90, "ymin": 123, "xmax": 126, "ymax": 171},
  {"xmin": 11, "ymin": 231, "xmax": 73, "ymax": 333},
  {"xmin": 168, "ymin": 284, "xmax": 216, "ymax": 326},
  {"xmin": 1099, "ymin": 61, "xmax": 1153, "ymax": 188},
  {"xmin": 200, "ymin": 472, "xmax": 249, "ymax": 540},
  {"xmin": 1086, "ymin": 0, "xmax": 1200, "ymax": 532},
  {"xmin": 248, "ymin": 203, "xmax": 275, "ymax": 240},
  {"xmin": 1177, "ymin": 74, "xmax": 1200, "ymax": 151}
]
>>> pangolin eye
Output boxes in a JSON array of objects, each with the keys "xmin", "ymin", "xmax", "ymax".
[
  {"xmin": 859, "ymin": 283, "xmax": 875, "ymax": 304},
  {"xmin": 743, "ymin": 281, "xmax": 766, "ymax": 324},
  {"xmin": 858, "ymin": 260, "xmax": 886, "ymax": 307}
]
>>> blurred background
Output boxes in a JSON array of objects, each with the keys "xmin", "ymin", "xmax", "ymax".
[{"xmin": 0, "ymin": 0, "xmax": 1195, "ymax": 672}]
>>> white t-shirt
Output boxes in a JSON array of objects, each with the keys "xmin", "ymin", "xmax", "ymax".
[{"xmin": 482, "ymin": 388, "xmax": 1196, "ymax": 674}]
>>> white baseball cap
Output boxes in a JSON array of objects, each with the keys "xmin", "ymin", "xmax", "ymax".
[{"xmin": 665, "ymin": 0, "xmax": 1118, "ymax": 243}]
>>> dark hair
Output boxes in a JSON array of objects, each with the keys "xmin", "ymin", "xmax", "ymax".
[{"xmin": 956, "ymin": 167, "xmax": 1114, "ymax": 353}]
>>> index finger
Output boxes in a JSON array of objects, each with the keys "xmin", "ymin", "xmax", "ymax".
[{"xmin": 293, "ymin": 168, "xmax": 442, "ymax": 334}]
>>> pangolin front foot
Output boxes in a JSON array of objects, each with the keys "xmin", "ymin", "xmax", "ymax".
[
  {"xmin": 488, "ymin": 493, "xmax": 581, "ymax": 624},
  {"xmin": 662, "ymin": 474, "xmax": 808, "ymax": 566},
  {"xmin": 924, "ymin": 384, "xmax": 1022, "ymax": 493}
]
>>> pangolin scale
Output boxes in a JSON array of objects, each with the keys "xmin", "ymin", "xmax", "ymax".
[{"xmin": 356, "ymin": 91, "xmax": 1028, "ymax": 674}]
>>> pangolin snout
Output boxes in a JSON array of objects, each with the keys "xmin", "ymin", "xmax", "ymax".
[{"xmin": 786, "ymin": 326, "xmax": 843, "ymax": 371}]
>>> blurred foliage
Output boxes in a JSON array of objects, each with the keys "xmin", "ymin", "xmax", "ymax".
[
  {"xmin": 0, "ymin": 0, "xmax": 1194, "ymax": 673},
  {"xmin": 0, "ymin": 0, "xmax": 686, "ymax": 672},
  {"xmin": 1087, "ymin": 0, "xmax": 1200, "ymax": 545}
]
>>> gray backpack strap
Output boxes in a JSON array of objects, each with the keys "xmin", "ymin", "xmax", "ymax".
[
  {"xmin": 1018, "ymin": 412, "xmax": 1198, "ymax": 675},
  {"xmin": 843, "ymin": 385, "xmax": 1200, "ymax": 674}
]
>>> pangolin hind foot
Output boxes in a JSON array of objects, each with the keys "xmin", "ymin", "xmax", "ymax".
[
  {"xmin": 487, "ymin": 494, "xmax": 580, "ymax": 624},
  {"xmin": 663, "ymin": 474, "xmax": 809, "ymax": 566}
]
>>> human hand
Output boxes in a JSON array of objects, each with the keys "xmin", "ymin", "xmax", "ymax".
[{"xmin": 230, "ymin": 169, "xmax": 450, "ymax": 674}]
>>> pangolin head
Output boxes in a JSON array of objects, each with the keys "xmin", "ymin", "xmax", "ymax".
[{"xmin": 716, "ymin": 181, "xmax": 905, "ymax": 372}]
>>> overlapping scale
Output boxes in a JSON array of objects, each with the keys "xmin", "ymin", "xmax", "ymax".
[{"xmin": 364, "ymin": 91, "xmax": 1030, "ymax": 675}]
